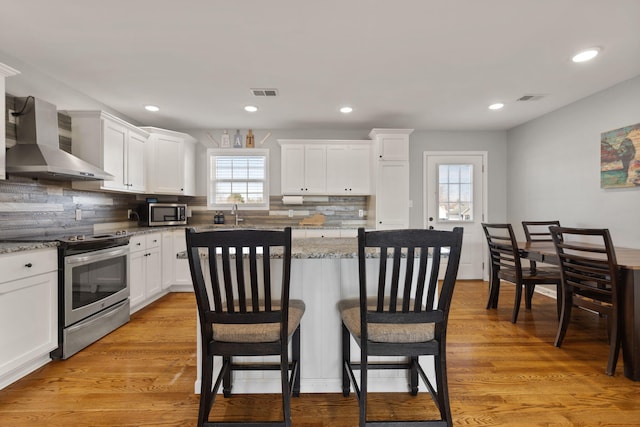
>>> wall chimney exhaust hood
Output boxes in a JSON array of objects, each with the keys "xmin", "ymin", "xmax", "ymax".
[{"xmin": 5, "ymin": 96, "xmax": 114, "ymax": 181}]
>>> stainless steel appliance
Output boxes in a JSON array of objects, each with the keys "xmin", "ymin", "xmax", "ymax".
[
  {"xmin": 138, "ymin": 202, "xmax": 187, "ymax": 226},
  {"xmin": 51, "ymin": 231, "xmax": 131, "ymax": 359}
]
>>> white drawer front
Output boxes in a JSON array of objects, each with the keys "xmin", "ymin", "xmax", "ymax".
[
  {"xmin": 0, "ymin": 249, "xmax": 58, "ymax": 286},
  {"xmin": 129, "ymin": 235, "xmax": 146, "ymax": 251}
]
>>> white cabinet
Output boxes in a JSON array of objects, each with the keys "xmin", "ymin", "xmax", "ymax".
[
  {"xmin": 280, "ymin": 140, "xmax": 372, "ymax": 196},
  {"xmin": 129, "ymin": 233, "xmax": 163, "ymax": 313},
  {"xmin": 68, "ymin": 111, "xmax": 149, "ymax": 193},
  {"xmin": 0, "ymin": 249, "xmax": 57, "ymax": 390},
  {"xmin": 160, "ymin": 229, "xmax": 192, "ymax": 290},
  {"xmin": 326, "ymin": 143, "xmax": 371, "ymax": 194},
  {"xmin": 369, "ymin": 129, "xmax": 413, "ymax": 230},
  {"xmin": 0, "ymin": 63, "xmax": 20, "ymax": 181},
  {"xmin": 280, "ymin": 143, "xmax": 327, "ymax": 194},
  {"xmin": 141, "ymin": 127, "xmax": 197, "ymax": 196}
]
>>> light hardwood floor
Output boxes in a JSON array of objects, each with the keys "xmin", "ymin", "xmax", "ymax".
[{"xmin": 1, "ymin": 281, "xmax": 639, "ymax": 426}]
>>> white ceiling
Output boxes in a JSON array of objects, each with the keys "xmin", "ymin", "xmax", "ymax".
[{"xmin": 1, "ymin": 0, "xmax": 639, "ymax": 132}]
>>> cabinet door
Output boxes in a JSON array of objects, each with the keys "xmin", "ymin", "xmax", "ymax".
[
  {"xmin": 326, "ymin": 145, "xmax": 349, "ymax": 194},
  {"xmin": 129, "ymin": 249, "xmax": 146, "ymax": 310},
  {"xmin": 281, "ymin": 144, "xmax": 306, "ymax": 194},
  {"xmin": 161, "ymin": 231, "xmax": 174, "ymax": 290},
  {"xmin": 347, "ymin": 145, "xmax": 371, "ymax": 194},
  {"xmin": 151, "ymin": 135, "xmax": 184, "ymax": 194},
  {"xmin": 127, "ymin": 131, "xmax": 147, "ymax": 192},
  {"xmin": 102, "ymin": 120, "xmax": 128, "ymax": 191},
  {"xmin": 145, "ymin": 248, "xmax": 162, "ymax": 299},
  {"xmin": 377, "ymin": 135, "xmax": 409, "ymax": 161},
  {"xmin": 182, "ymin": 140, "xmax": 196, "ymax": 196},
  {"xmin": 376, "ymin": 161, "xmax": 409, "ymax": 229},
  {"xmin": 304, "ymin": 145, "xmax": 326, "ymax": 194}
]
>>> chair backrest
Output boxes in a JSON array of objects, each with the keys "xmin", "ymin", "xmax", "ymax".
[
  {"xmin": 185, "ymin": 227, "xmax": 292, "ymax": 341},
  {"xmin": 522, "ymin": 220, "xmax": 561, "ymax": 242},
  {"xmin": 357, "ymin": 227, "xmax": 463, "ymax": 337},
  {"xmin": 548, "ymin": 226, "xmax": 619, "ymax": 305},
  {"xmin": 481, "ymin": 223, "xmax": 523, "ymax": 279}
]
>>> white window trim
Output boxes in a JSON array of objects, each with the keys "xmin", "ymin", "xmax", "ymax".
[{"xmin": 207, "ymin": 148, "xmax": 270, "ymax": 210}]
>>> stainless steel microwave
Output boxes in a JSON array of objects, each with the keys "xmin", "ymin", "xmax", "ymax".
[{"xmin": 139, "ymin": 203, "xmax": 187, "ymax": 226}]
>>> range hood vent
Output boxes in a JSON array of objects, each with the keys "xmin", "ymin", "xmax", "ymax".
[{"xmin": 5, "ymin": 97, "xmax": 114, "ymax": 181}]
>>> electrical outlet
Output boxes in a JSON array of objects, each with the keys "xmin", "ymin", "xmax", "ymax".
[
  {"xmin": 75, "ymin": 209, "xmax": 82, "ymax": 221},
  {"xmin": 7, "ymin": 109, "xmax": 16, "ymax": 124},
  {"xmin": 288, "ymin": 210, "xmax": 294, "ymax": 218},
  {"xmin": 358, "ymin": 209, "xmax": 364, "ymax": 218},
  {"xmin": 127, "ymin": 209, "xmax": 133, "ymax": 220}
]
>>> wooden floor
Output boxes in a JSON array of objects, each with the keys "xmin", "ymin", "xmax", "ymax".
[{"xmin": 1, "ymin": 281, "xmax": 639, "ymax": 426}]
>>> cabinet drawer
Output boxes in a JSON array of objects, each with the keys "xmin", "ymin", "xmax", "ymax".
[
  {"xmin": 0, "ymin": 249, "xmax": 58, "ymax": 286},
  {"xmin": 305, "ymin": 229, "xmax": 341, "ymax": 238},
  {"xmin": 129, "ymin": 235, "xmax": 146, "ymax": 251},
  {"xmin": 146, "ymin": 233, "xmax": 161, "ymax": 249}
]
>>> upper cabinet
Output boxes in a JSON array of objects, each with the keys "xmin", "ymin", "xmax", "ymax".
[
  {"xmin": 369, "ymin": 129, "xmax": 413, "ymax": 230},
  {"xmin": 370, "ymin": 128, "xmax": 412, "ymax": 161},
  {"xmin": 0, "ymin": 63, "xmax": 21, "ymax": 181},
  {"xmin": 140, "ymin": 127, "xmax": 197, "ymax": 196},
  {"xmin": 279, "ymin": 140, "xmax": 371, "ymax": 196},
  {"xmin": 68, "ymin": 111, "xmax": 149, "ymax": 193}
]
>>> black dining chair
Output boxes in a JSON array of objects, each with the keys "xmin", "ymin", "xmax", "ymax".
[
  {"xmin": 185, "ymin": 227, "xmax": 305, "ymax": 427},
  {"xmin": 338, "ymin": 227, "xmax": 463, "ymax": 427},
  {"xmin": 482, "ymin": 223, "xmax": 561, "ymax": 323},
  {"xmin": 521, "ymin": 220, "xmax": 561, "ymax": 272},
  {"xmin": 549, "ymin": 226, "xmax": 622, "ymax": 376}
]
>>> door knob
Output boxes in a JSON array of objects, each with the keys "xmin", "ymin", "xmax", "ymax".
[
  {"xmin": 429, "ymin": 226, "xmax": 434, "ymax": 230},
  {"xmin": 429, "ymin": 217, "xmax": 434, "ymax": 221}
]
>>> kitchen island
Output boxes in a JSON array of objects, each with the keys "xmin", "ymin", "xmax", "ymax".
[{"xmin": 181, "ymin": 236, "xmax": 438, "ymax": 394}]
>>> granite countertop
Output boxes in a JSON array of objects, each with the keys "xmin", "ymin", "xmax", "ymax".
[{"xmin": 0, "ymin": 241, "xmax": 60, "ymax": 255}]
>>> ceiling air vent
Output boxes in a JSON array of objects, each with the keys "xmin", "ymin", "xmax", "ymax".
[
  {"xmin": 516, "ymin": 94, "xmax": 545, "ymax": 102},
  {"xmin": 250, "ymin": 88, "xmax": 279, "ymax": 97}
]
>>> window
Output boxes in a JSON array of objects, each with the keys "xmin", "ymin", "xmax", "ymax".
[
  {"xmin": 438, "ymin": 163, "xmax": 473, "ymax": 221},
  {"xmin": 207, "ymin": 149, "xmax": 269, "ymax": 210}
]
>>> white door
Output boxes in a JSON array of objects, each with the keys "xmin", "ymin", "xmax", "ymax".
[{"xmin": 424, "ymin": 152, "xmax": 487, "ymax": 280}]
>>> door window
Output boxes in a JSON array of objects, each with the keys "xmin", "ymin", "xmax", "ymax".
[{"xmin": 437, "ymin": 164, "xmax": 473, "ymax": 222}]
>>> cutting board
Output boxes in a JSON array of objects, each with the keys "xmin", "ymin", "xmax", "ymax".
[{"xmin": 299, "ymin": 213, "xmax": 326, "ymax": 226}]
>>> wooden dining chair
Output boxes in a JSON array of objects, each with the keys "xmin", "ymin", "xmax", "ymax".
[
  {"xmin": 185, "ymin": 227, "xmax": 305, "ymax": 427},
  {"xmin": 482, "ymin": 223, "xmax": 561, "ymax": 323},
  {"xmin": 549, "ymin": 226, "xmax": 622, "ymax": 376},
  {"xmin": 338, "ymin": 227, "xmax": 463, "ymax": 427},
  {"xmin": 521, "ymin": 220, "xmax": 561, "ymax": 271}
]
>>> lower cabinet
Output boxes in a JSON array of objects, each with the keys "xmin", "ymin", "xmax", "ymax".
[
  {"xmin": 129, "ymin": 233, "xmax": 163, "ymax": 313},
  {"xmin": 0, "ymin": 248, "xmax": 58, "ymax": 390}
]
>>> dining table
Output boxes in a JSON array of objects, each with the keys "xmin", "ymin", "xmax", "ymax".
[{"xmin": 518, "ymin": 241, "xmax": 640, "ymax": 381}]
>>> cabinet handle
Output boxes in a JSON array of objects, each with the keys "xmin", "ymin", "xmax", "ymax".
[
  {"xmin": 25, "ymin": 263, "xmax": 33, "ymax": 268},
  {"xmin": 136, "ymin": 242, "xmax": 142, "ymax": 246}
]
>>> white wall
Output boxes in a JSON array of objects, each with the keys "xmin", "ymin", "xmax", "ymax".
[
  {"xmin": 408, "ymin": 130, "xmax": 508, "ymax": 228},
  {"xmin": 506, "ymin": 75, "xmax": 640, "ymax": 247}
]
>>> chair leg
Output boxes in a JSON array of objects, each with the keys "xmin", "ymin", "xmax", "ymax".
[
  {"xmin": 222, "ymin": 356, "xmax": 232, "ymax": 397},
  {"xmin": 198, "ymin": 355, "xmax": 214, "ymax": 427},
  {"xmin": 512, "ymin": 283, "xmax": 523, "ymax": 323},
  {"xmin": 341, "ymin": 322, "xmax": 351, "ymax": 397},
  {"xmin": 554, "ymin": 289, "xmax": 573, "ymax": 347},
  {"xmin": 525, "ymin": 284, "xmax": 535, "ymax": 309},
  {"xmin": 435, "ymin": 353, "xmax": 453, "ymax": 427},
  {"xmin": 292, "ymin": 325, "xmax": 301, "ymax": 397},
  {"xmin": 605, "ymin": 308, "xmax": 621, "ymax": 376},
  {"xmin": 486, "ymin": 269, "xmax": 500, "ymax": 309},
  {"xmin": 409, "ymin": 356, "xmax": 419, "ymax": 396},
  {"xmin": 281, "ymin": 343, "xmax": 292, "ymax": 427},
  {"xmin": 359, "ymin": 349, "xmax": 367, "ymax": 427}
]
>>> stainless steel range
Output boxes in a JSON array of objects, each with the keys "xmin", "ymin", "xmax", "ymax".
[{"xmin": 50, "ymin": 231, "xmax": 131, "ymax": 359}]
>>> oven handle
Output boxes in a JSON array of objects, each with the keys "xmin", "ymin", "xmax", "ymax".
[{"xmin": 65, "ymin": 246, "xmax": 129, "ymax": 267}]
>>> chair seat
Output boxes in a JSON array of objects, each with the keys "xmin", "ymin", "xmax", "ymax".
[
  {"xmin": 498, "ymin": 266, "xmax": 560, "ymax": 283},
  {"xmin": 213, "ymin": 299, "xmax": 306, "ymax": 343},
  {"xmin": 338, "ymin": 298, "xmax": 435, "ymax": 343}
]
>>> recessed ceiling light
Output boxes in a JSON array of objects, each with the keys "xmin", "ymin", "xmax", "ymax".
[
  {"xmin": 244, "ymin": 105, "xmax": 258, "ymax": 112},
  {"xmin": 488, "ymin": 103, "xmax": 504, "ymax": 110},
  {"xmin": 144, "ymin": 105, "xmax": 159, "ymax": 112},
  {"xmin": 340, "ymin": 106, "xmax": 353, "ymax": 114},
  {"xmin": 572, "ymin": 48, "xmax": 600, "ymax": 63}
]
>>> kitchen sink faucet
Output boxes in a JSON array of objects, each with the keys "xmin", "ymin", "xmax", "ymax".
[{"xmin": 231, "ymin": 203, "xmax": 244, "ymax": 226}]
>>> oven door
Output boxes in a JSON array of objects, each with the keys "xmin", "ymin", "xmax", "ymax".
[{"xmin": 64, "ymin": 245, "xmax": 129, "ymax": 327}]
